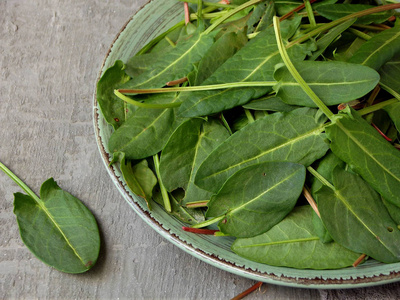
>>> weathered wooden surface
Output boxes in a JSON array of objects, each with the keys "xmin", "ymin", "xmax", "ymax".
[{"xmin": 0, "ymin": 0, "xmax": 399, "ymax": 299}]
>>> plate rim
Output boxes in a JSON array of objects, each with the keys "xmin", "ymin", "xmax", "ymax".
[{"xmin": 92, "ymin": 0, "xmax": 400, "ymax": 289}]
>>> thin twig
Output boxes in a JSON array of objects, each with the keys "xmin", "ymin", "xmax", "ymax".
[
  {"xmin": 302, "ymin": 186, "xmax": 321, "ymax": 218},
  {"xmin": 231, "ymin": 282, "xmax": 263, "ymax": 300},
  {"xmin": 353, "ymin": 254, "xmax": 367, "ymax": 267},
  {"xmin": 166, "ymin": 77, "xmax": 188, "ymax": 86}
]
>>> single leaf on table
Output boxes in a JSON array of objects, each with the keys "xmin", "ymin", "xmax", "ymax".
[
  {"xmin": 112, "ymin": 152, "xmax": 157, "ymax": 209},
  {"xmin": 316, "ymin": 4, "xmax": 395, "ymax": 25},
  {"xmin": 195, "ymin": 107, "xmax": 329, "ymax": 193},
  {"xmin": 14, "ymin": 178, "xmax": 100, "ymax": 273},
  {"xmin": 274, "ymin": 61, "xmax": 380, "ymax": 107},
  {"xmin": 123, "ymin": 25, "xmax": 216, "ymax": 89},
  {"xmin": 383, "ymin": 102, "xmax": 400, "ymax": 133},
  {"xmin": 177, "ymin": 17, "xmax": 307, "ymax": 117},
  {"xmin": 108, "ymin": 93, "xmax": 183, "ymax": 160},
  {"xmin": 206, "ymin": 161, "xmax": 305, "ymax": 238},
  {"xmin": 325, "ymin": 106, "xmax": 400, "ymax": 208},
  {"xmin": 315, "ymin": 167, "xmax": 400, "ymax": 263},
  {"xmin": 348, "ymin": 25, "xmax": 400, "ymax": 70},
  {"xmin": 190, "ymin": 30, "xmax": 248, "ymax": 86},
  {"xmin": 232, "ymin": 206, "xmax": 361, "ymax": 269},
  {"xmin": 96, "ymin": 60, "xmax": 132, "ymax": 129},
  {"xmin": 243, "ymin": 96, "xmax": 299, "ymax": 112}
]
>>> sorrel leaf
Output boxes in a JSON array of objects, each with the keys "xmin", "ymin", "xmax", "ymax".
[
  {"xmin": 206, "ymin": 161, "xmax": 305, "ymax": 238},
  {"xmin": 123, "ymin": 27, "xmax": 215, "ymax": 89},
  {"xmin": 348, "ymin": 25, "xmax": 400, "ymax": 70},
  {"xmin": 232, "ymin": 206, "xmax": 361, "ymax": 269},
  {"xmin": 325, "ymin": 107, "xmax": 400, "ymax": 208},
  {"xmin": 274, "ymin": 61, "xmax": 380, "ymax": 107},
  {"xmin": 315, "ymin": 167, "xmax": 400, "ymax": 263},
  {"xmin": 383, "ymin": 102, "xmax": 400, "ymax": 133},
  {"xmin": 108, "ymin": 94, "xmax": 182, "ymax": 160},
  {"xmin": 195, "ymin": 108, "xmax": 329, "ymax": 193},
  {"xmin": 159, "ymin": 118, "xmax": 229, "ymax": 205},
  {"xmin": 379, "ymin": 53, "xmax": 400, "ymax": 100},
  {"xmin": 112, "ymin": 152, "xmax": 157, "ymax": 209},
  {"xmin": 14, "ymin": 178, "xmax": 100, "ymax": 273},
  {"xmin": 96, "ymin": 60, "xmax": 132, "ymax": 129},
  {"xmin": 177, "ymin": 18, "xmax": 307, "ymax": 117},
  {"xmin": 316, "ymin": 4, "xmax": 394, "ymax": 24}
]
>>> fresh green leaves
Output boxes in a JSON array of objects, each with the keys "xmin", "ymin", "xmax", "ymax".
[
  {"xmin": 326, "ymin": 107, "xmax": 400, "ymax": 208},
  {"xmin": 195, "ymin": 108, "xmax": 328, "ymax": 193},
  {"xmin": 232, "ymin": 206, "xmax": 361, "ymax": 269},
  {"xmin": 206, "ymin": 161, "xmax": 305, "ymax": 237}
]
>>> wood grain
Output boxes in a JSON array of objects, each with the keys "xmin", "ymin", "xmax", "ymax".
[{"xmin": 0, "ymin": 0, "xmax": 399, "ymax": 298}]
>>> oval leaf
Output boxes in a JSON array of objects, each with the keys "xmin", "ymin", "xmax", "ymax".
[
  {"xmin": 13, "ymin": 178, "xmax": 100, "ymax": 273},
  {"xmin": 206, "ymin": 161, "xmax": 305, "ymax": 238}
]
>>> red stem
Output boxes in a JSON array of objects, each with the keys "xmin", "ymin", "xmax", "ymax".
[
  {"xmin": 182, "ymin": 227, "xmax": 219, "ymax": 235},
  {"xmin": 372, "ymin": 123, "xmax": 392, "ymax": 142},
  {"xmin": 280, "ymin": 0, "xmax": 318, "ymax": 21},
  {"xmin": 231, "ymin": 282, "xmax": 263, "ymax": 300},
  {"xmin": 184, "ymin": 2, "xmax": 190, "ymax": 25}
]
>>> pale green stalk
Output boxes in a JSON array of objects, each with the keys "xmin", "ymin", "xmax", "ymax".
[
  {"xmin": 307, "ymin": 166, "xmax": 335, "ymax": 190},
  {"xmin": 177, "ymin": 0, "xmax": 237, "ymax": 8},
  {"xmin": 358, "ymin": 99, "xmax": 398, "ymax": 116},
  {"xmin": 244, "ymin": 109, "xmax": 255, "ymax": 123},
  {"xmin": 191, "ymin": 215, "xmax": 225, "ymax": 229},
  {"xmin": 114, "ymin": 90, "xmax": 182, "ymax": 109},
  {"xmin": 380, "ymin": 83, "xmax": 400, "ymax": 101},
  {"xmin": 153, "ymin": 154, "xmax": 171, "ymax": 213},
  {"xmin": 347, "ymin": 28, "xmax": 372, "ymax": 40},
  {"xmin": 304, "ymin": 0, "xmax": 316, "ymax": 27}
]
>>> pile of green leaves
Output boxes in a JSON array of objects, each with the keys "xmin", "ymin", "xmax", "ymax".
[{"xmin": 97, "ymin": 0, "xmax": 400, "ymax": 269}]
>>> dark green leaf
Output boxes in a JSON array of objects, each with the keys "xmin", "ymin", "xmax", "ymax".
[
  {"xmin": 274, "ymin": 61, "xmax": 380, "ymax": 107},
  {"xmin": 316, "ymin": 167, "xmax": 400, "ymax": 263},
  {"xmin": 108, "ymin": 94, "xmax": 183, "ymax": 160},
  {"xmin": 383, "ymin": 102, "xmax": 400, "ymax": 133},
  {"xmin": 96, "ymin": 60, "xmax": 132, "ymax": 129},
  {"xmin": 14, "ymin": 178, "xmax": 100, "ymax": 273},
  {"xmin": 232, "ymin": 206, "xmax": 361, "ymax": 269},
  {"xmin": 379, "ymin": 53, "xmax": 400, "ymax": 98},
  {"xmin": 206, "ymin": 161, "xmax": 305, "ymax": 238},
  {"xmin": 325, "ymin": 107, "xmax": 400, "ymax": 208},
  {"xmin": 316, "ymin": 4, "xmax": 394, "ymax": 25},
  {"xmin": 348, "ymin": 25, "xmax": 400, "ymax": 70},
  {"xmin": 195, "ymin": 108, "xmax": 329, "ymax": 193}
]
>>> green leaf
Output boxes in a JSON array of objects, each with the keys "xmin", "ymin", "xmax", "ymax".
[
  {"xmin": 96, "ymin": 60, "xmax": 132, "ymax": 129},
  {"xmin": 191, "ymin": 31, "xmax": 248, "ymax": 86},
  {"xmin": 177, "ymin": 18, "xmax": 307, "ymax": 117},
  {"xmin": 13, "ymin": 178, "xmax": 100, "ymax": 273},
  {"xmin": 195, "ymin": 108, "xmax": 329, "ymax": 193},
  {"xmin": 315, "ymin": 167, "xmax": 400, "ymax": 263},
  {"xmin": 160, "ymin": 118, "xmax": 230, "ymax": 204},
  {"xmin": 383, "ymin": 102, "xmax": 400, "ymax": 133},
  {"xmin": 379, "ymin": 53, "xmax": 400, "ymax": 99},
  {"xmin": 232, "ymin": 206, "xmax": 361, "ymax": 269},
  {"xmin": 206, "ymin": 161, "xmax": 305, "ymax": 238},
  {"xmin": 243, "ymin": 96, "xmax": 299, "ymax": 112},
  {"xmin": 382, "ymin": 198, "xmax": 400, "ymax": 226},
  {"xmin": 325, "ymin": 107, "xmax": 400, "ymax": 208},
  {"xmin": 316, "ymin": 4, "xmax": 394, "ymax": 25},
  {"xmin": 348, "ymin": 25, "xmax": 400, "ymax": 70},
  {"xmin": 123, "ymin": 27, "xmax": 215, "ymax": 89},
  {"xmin": 113, "ymin": 152, "xmax": 157, "ymax": 209},
  {"xmin": 108, "ymin": 93, "xmax": 183, "ymax": 160},
  {"xmin": 274, "ymin": 61, "xmax": 380, "ymax": 107}
]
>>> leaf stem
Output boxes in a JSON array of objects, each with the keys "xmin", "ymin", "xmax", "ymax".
[
  {"xmin": 114, "ymin": 90, "xmax": 182, "ymax": 108},
  {"xmin": 347, "ymin": 28, "xmax": 371, "ymax": 40},
  {"xmin": 302, "ymin": 186, "xmax": 320, "ymax": 218},
  {"xmin": 177, "ymin": 0, "xmax": 237, "ymax": 8},
  {"xmin": 358, "ymin": 98, "xmax": 398, "ymax": 116},
  {"xmin": 380, "ymin": 82, "xmax": 400, "ymax": 101},
  {"xmin": 304, "ymin": 0, "xmax": 317, "ymax": 27},
  {"xmin": 186, "ymin": 200, "xmax": 209, "ymax": 208},
  {"xmin": 231, "ymin": 281, "xmax": 263, "ymax": 300},
  {"xmin": 307, "ymin": 166, "xmax": 335, "ymax": 191},
  {"xmin": 204, "ymin": 0, "xmax": 263, "ymax": 34},
  {"xmin": 273, "ymin": 16, "xmax": 334, "ymax": 120},
  {"xmin": 0, "ymin": 161, "xmax": 40, "ymax": 202},
  {"xmin": 191, "ymin": 215, "xmax": 225, "ymax": 228},
  {"xmin": 244, "ymin": 109, "xmax": 255, "ymax": 123},
  {"xmin": 153, "ymin": 154, "xmax": 172, "ymax": 213},
  {"xmin": 118, "ymin": 81, "xmax": 276, "ymax": 95}
]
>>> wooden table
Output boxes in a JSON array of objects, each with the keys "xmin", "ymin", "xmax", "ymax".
[{"xmin": 1, "ymin": 1, "xmax": 399, "ymax": 298}]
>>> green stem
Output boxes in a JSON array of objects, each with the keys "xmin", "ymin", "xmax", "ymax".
[
  {"xmin": 164, "ymin": 36, "xmax": 176, "ymax": 47},
  {"xmin": 358, "ymin": 98, "xmax": 398, "ymax": 116},
  {"xmin": 304, "ymin": 0, "xmax": 316, "ymax": 27},
  {"xmin": 273, "ymin": 16, "xmax": 335, "ymax": 120},
  {"xmin": 197, "ymin": 0, "xmax": 203, "ymax": 22},
  {"xmin": 244, "ymin": 109, "xmax": 255, "ymax": 123},
  {"xmin": 0, "ymin": 161, "xmax": 40, "ymax": 202},
  {"xmin": 347, "ymin": 28, "xmax": 371, "ymax": 40},
  {"xmin": 380, "ymin": 82, "xmax": 400, "ymax": 101},
  {"xmin": 191, "ymin": 215, "xmax": 225, "ymax": 229},
  {"xmin": 186, "ymin": 200, "xmax": 209, "ymax": 208},
  {"xmin": 153, "ymin": 154, "xmax": 171, "ymax": 213},
  {"xmin": 307, "ymin": 166, "xmax": 335, "ymax": 190},
  {"xmin": 220, "ymin": 112, "xmax": 233, "ymax": 135},
  {"xmin": 204, "ymin": 0, "xmax": 263, "ymax": 34},
  {"xmin": 288, "ymin": 3, "xmax": 400, "ymax": 47},
  {"xmin": 118, "ymin": 81, "xmax": 276, "ymax": 95},
  {"xmin": 114, "ymin": 90, "xmax": 182, "ymax": 109},
  {"xmin": 177, "ymin": 0, "xmax": 237, "ymax": 8}
]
